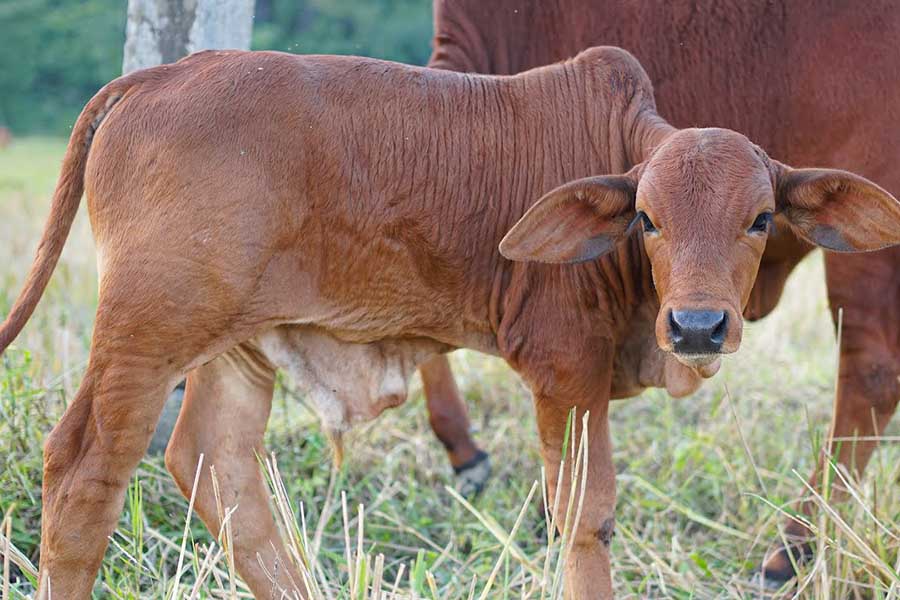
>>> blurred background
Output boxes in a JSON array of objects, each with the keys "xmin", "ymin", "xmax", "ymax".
[{"xmin": 0, "ymin": 0, "xmax": 431, "ymax": 135}]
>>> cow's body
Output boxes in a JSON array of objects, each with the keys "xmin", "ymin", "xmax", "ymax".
[{"xmin": 429, "ymin": 0, "xmax": 900, "ymax": 585}]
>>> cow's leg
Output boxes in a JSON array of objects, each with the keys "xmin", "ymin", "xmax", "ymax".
[
  {"xmin": 761, "ymin": 249, "xmax": 900, "ymax": 585},
  {"xmin": 419, "ymin": 354, "xmax": 491, "ymax": 495},
  {"xmin": 536, "ymin": 396, "xmax": 615, "ymax": 599},
  {"xmin": 165, "ymin": 345, "xmax": 306, "ymax": 596}
]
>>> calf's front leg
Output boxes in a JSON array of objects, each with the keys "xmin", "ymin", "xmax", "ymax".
[{"xmin": 536, "ymin": 397, "xmax": 616, "ymax": 599}]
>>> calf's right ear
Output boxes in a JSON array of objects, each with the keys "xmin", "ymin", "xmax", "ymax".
[{"xmin": 499, "ymin": 173, "xmax": 638, "ymax": 264}]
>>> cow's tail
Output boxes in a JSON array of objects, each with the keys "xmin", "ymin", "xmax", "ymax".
[{"xmin": 0, "ymin": 81, "xmax": 131, "ymax": 354}]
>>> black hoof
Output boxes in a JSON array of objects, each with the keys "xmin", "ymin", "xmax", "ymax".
[{"xmin": 453, "ymin": 450, "xmax": 491, "ymax": 497}]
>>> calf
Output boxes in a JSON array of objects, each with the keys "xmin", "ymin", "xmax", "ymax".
[
  {"xmin": 428, "ymin": 0, "xmax": 900, "ymax": 584},
  {"xmin": 1, "ymin": 47, "xmax": 898, "ymax": 599}
]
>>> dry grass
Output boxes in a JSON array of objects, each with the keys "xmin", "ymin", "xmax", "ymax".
[{"xmin": 1, "ymin": 138, "xmax": 898, "ymax": 598}]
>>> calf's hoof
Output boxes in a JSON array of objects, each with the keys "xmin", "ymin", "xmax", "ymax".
[{"xmin": 454, "ymin": 450, "xmax": 491, "ymax": 497}]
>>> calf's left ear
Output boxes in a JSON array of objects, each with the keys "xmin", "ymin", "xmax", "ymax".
[
  {"xmin": 499, "ymin": 173, "xmax": 638, "ymax": 263},
  {"xmin": 775, "ymin": 163, "xmax": 900, "ymax": 252}
]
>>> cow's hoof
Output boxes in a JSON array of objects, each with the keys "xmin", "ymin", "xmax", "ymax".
[
  {"xmin": 454, "ymin": 450, "xmax": 491, "ymax": 497},
  {"xmin": 750, "ymin": 567, "xmax": 793, "ymax": 592},
  {"xmin": 754, "ymin": 541, "xmax": 813, "ymax": 591}
]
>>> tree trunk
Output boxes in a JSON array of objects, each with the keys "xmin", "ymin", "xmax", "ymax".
[
  {"xmin": 124, "ymin": 0, "xmax": 255, "ymax": 453},
  {"xmin": 123, "ymin": 0, "xmax": 255, "ymax": 74}
]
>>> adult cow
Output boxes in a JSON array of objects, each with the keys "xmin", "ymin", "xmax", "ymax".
[
  {"xmin": 2, "ymin": 47, "xmax": 898, "ymax": 598},
  {"xmin": 424, "ymin": 0, "xmax": 900, "ymax": 585}
]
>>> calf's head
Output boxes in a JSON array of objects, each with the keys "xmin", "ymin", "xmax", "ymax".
[{"xmin": 500, "ymin": 128, "xmax": 900, "ymax": 369}]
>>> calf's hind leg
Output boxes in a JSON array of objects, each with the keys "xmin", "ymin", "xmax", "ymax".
[
  {"xmin": 36, "ymin": 301, "xmax": 193, "ymax": 598},
  {"xmin": 165, "ymin": 345, "xmax": 307, "ymax": 597},
  {"xmin": 36, "ymin": 245, "xmax": 285, "ymax": 597},
  {"xmin": 38, "ymin": 365, "xmax": 172, "ymax": 597}
]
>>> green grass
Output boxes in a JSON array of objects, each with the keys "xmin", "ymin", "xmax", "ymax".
[{"xmin": 1, "ymin": 137, "xmax": 899, "ymax": 598}]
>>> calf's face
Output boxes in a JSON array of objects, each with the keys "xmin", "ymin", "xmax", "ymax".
[{"xmin": 500, "ymin": 128, "xmax": 900, "ymax": 369}]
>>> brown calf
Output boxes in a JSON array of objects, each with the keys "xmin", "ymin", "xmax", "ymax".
[
  {"xmin": 428, "ymin": 0, "xmax": 900, "ymax": 585},
  {"xmin": 1, "ymin": 47, "xmax": 898, "ymax": 598}
]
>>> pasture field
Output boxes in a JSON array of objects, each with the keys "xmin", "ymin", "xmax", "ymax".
[{"xmin": 1, "ymin": 138, "xmax": 898, "ymax": 598}]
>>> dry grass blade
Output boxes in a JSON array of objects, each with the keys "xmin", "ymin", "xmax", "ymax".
[
  {"xmin": 724, "ymin": 384, "xmax": 768, "ymax": 497},
  {"xmin": 265, "ymin": 454, "xmax": 323, "ymax": 599},
  {"xmin": 549, "ymin": 411, "xmax": 590, "ymax": 600},
  {"xmin": 0, "ymin": 534, "xmax": 38, "ymax": 579},
  {"xmin": 3, "ymin": 511, "xmax": 11, "ymax": 600},
  {"xmin": 186, "ymin": 543, "xmax": 225, "ymax": 600},
  {"xmin": 342, "ymin": 492, "xmax": 354, "ymax": 595},
  {"xmin": 169, "ymin": 453, "xmax": 204, "ymax": 599},
  {"xmin": 389, "ymin": 563, "xmax": 406, "ymax": 598},
  {"xmin": 563, "ymin": 412, "xmax": 591, "ymax": 560},
  {"xmin": 143, "ymin": 526, "xmax": 251, "ymax": 594},
  {"xmin": 826, "ymin": 455, "xmax": 899, "ymax": 543},
  {"xmin": 355, "ymin": 503, "xmax": 366, "ymax": 599},
  {"xmin": 616, "ymin": 523, "xmax": 693, "ymax": 590},
  {"xmin": 426, "ymin": 570, "xmax": 440, "ymax": 599},
  {"xmin": 371, "ymin": 553, "xmax": 385, "ymax": 600},
  {"xmin": 210, "ymin": 465, "xmax": 239, "ymax": 599}
]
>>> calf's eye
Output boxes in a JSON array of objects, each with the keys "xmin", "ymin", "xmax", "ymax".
[
  {"xmin": 639, "ymin": 212, "xmax": 658, "ymax": 234},
  {"xmin": 748, "ymin": 212, "xmax": 773, "ymax": 234}
]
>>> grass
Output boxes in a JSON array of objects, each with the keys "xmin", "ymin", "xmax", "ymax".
[{"xmin": 1, "ymin": 137, "xmax": 899, "ymax": 598}]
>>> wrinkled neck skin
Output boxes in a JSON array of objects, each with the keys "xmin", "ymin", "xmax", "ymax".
[
  {"xmin": 491, "ymin": 57, "xmax": 673, "ymax": 365},
  {"xmin": 488, "ymin": 64, "xmax": 685, "ymax": 400}
]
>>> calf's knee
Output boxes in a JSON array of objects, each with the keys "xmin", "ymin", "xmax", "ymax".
[
  {"xmin": 597, "ymin": 517, "xmax": 616, "ymax": 548},
  {"xmin": 569, "ymin": 515, "xmax": 616, "ymax": 551}
]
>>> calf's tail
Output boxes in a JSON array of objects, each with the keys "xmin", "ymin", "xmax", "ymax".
[{"xmin": 0, "ymin": 82, "xmax": 131, "ymax": 354}]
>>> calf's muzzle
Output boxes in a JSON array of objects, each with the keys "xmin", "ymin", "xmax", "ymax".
[{"xmin": 668, "ymin": 309, "xmax": 727, "ymax": 355}]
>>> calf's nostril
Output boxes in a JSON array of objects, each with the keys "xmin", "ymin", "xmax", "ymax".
[
  {"xmin": 668, "ymin": 309, "xmax": 684, "ymax": 344},
  {"xmin": 710, "ymin": 312, "xmax": 727, "ymax": 345}
]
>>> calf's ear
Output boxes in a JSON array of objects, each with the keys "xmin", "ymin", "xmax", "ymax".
[
  {"xmin": 775, "ymin": 162, "xmax": 900, "ymax": 252},
  {"xmin": 499, "ymin": 173, "xmax": 638, "ymax": 263}
]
